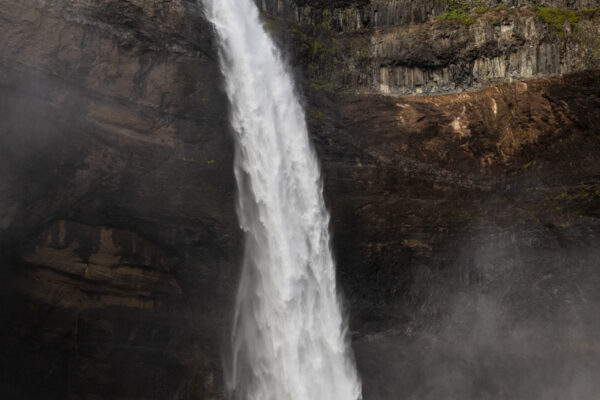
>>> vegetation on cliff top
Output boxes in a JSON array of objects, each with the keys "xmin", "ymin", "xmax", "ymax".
[
  {"xmin": 535, "ymin": 6, "xmax": 599, "ymax": 35},
  {"xmin": 531, "ymin": 6, "xmax": 600, "ymax": 64},
  {"xmin": 438, "ymin": 0, "xmax": 508, "ymax": 25},
  {"xmin": 536, "ymin": 7, "xmax": 579, "ymax": 31},
  {"xmin": 438, "ymin": 9, "xmax": 476, "ymax": 25}
]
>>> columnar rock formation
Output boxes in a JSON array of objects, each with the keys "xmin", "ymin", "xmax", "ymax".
[
  {"xmin": 261, "ymin": 0, "xmax": 600, "ymax": 95},
  {"xmin": 262, "ymin": 0, "xmax": 600, "ymax": 30}
]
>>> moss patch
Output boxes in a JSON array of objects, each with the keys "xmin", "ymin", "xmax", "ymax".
[
  {"xmin": 310, "ymin": 77, "xmax": 337, "ymax": 92},
  {"xmin": 536, "ymin": 7, "xmax": 579, "ymax": 33},
  {"xmin": 439, "ymin": 0, "xmax": 494, "ymax": 25},
  {"xmin": 306, "ymin": 108, "xmax": 331, "ymax": 122},
  {"xmin": 543, "ymin": 186, "xmax": 600, "ymax": 217},
  {"xmin": 438, "ymin": 9, "xmax": 476, "ymax": 25}
]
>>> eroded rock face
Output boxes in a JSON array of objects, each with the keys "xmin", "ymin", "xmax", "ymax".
[
  {"xmin": 311, "ymin": 72, "xmax": 600, "ymax": 398},
  {"xmin": 318, "ymin": 72, "xmax": 600, "ymax": 316},
  {"xmin": 262, "ymin": 2, "xmax": 600, "ymax": 95},
  {"xmin": 365, "ymin": 10, "xmax": 600, "ymax": 95},
  {"xmin": 1, "ymin": 0, "xmax": 599, "ymax": 399},
  {"xmin": 5, "ymin": 221, "xmax": 213, "ymax": 398},
  {"xmin": 1, "ymin": 0, "xmax": 239, "ymax": 398},
  {"xmin": 262, "ymin": 0, "xmax": 600, "ymax": 30}
]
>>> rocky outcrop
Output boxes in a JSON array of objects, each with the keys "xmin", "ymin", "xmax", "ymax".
[
  {"xmin": 0, "ymin": 0, "xmax": 239, "ymax": 398},
  {"xmin": 364, "ymin": 9, "xmax": 600, "ymax": 94},
  {"xmin": 262, "ymin": 0, "xmax": 600, "ymax": 30},
  {"xmin": 311, "ymin": 71, "xmax": 600, "ymax": 397},
  {"xmin": 308, "ymin": 70, "xmax": 600, "ymax": 315},
  {"xmin": 264, "ymin": 3, "xmax": 600, "ymax": 95},
  {"xmin": 4, "ymin": 221, "xmax": 213, "ymax": 398},
  {"xmin": 262, "ymin": 0, "xmax": 446, "ymax": 29}
]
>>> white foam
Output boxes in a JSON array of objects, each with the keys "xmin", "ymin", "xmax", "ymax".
[{"xmin": 201, "ymin": 0, "xmax": 362, "ymax": 399}]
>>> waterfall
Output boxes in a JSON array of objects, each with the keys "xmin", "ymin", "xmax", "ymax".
[{"xmin": 201, "ymin": 0, "xmax": 362, "ymax": 399}]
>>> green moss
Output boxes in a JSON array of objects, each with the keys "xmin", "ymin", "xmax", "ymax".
[
  {"xmin": 263, "ymin": 19, "xmax": 275, "ymax": 33},
  {"xmin": 445, "ymin": 0, "xmax": 490, "ymax": 12},
  {"xmin": 536, "ymin": 7, "xmax": 579, "ymax": 33},
  {"xmin": 545, "ymin": 187, "xmax": 600, "ymax": 209},
  {"xmin": 312, "ymin": 39, "xmax": 324, "ymax": 55},
  {"xmin": 438, "ymin": 9, "xmax": 476, "ymax": 25},
  {"xmin": 310, "ymin": 77, "xmax": 337, "ymax": 92},
  {"xmin": 579, "ymin": 8, "xmax": 599, "ymax": 17},
  {"xmin": 445, "ymin": 0, "xmax": 472, "ymax": 12},
  {"xmin": 307, "ymin": 108, "xmax": 329, "ymax": 121},
  {"xmin": 535, "ymin": 5, "xmax": 598, "ymax": 38},
  {"xmin": 439, "ymin": 0, "xmax": 485, "ymax": 24},
  {"xmin": 472, "ymin": 4, "xmax": 506, "ymax": 14},
  {"xmin": 567, "ymin": 10, "xmax": 600, "ymax": 65},
  {"xmin": 318, "ymin": 10, "xmax": 330, "ymax": 30},
  {"xmin": 290, "ymin": 27, "xmax": 325, "ymax": 57}
]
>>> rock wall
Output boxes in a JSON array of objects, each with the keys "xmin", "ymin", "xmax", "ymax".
[
  {"xmin": 356, "ymin": 9, "xmax": 600, "ymax": 95},
  {"xmin": 263, "ymin": 2, "xmax": 600, "ymax": 95},
  {"xmin": 0, "ymin": 0, "xmax": 599, "ymax": 399},
  {"xmin": 262, "ymin": 0, "xmax": 600, "ymax": 30},
  {"xmin": 0, "ymin": 0, "xmax": 239, "ymax": 398},
  {"xmin": 318, "ymin": 71, "xmax": 600, "ymax": 399}
]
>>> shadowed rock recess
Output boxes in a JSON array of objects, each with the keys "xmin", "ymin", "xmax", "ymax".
[{"xmin": 0, "ymin": 0, "xmax": 599, "ymax": 399}]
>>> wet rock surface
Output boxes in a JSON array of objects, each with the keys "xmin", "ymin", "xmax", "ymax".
[
  {"xmin": 304, "ymin": 70, "xmax": 600, "ymax": 397},
  {"xmin": 1, "ymin": 0, "xmax": 599, "ymax": 398},
  {"xmin": 314, "ymin": 71, "xmax": 600, "ymax": 326},
  {"xmin": 1, "ymin": 0, "xmax": 237, "ymax": 397}
]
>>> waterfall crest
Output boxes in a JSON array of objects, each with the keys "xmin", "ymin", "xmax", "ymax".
[{"xmin": 201, "ymin": 0, "xmax": 362, "ymax": 399}]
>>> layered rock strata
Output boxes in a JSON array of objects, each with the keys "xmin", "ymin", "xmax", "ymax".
[
  {"xmin": 0, "ymin": 0, "xmax": 599, "ymax": 399},
  {"xmin": 1, "ymin": 0, "xmax": 236, "ymax": 398},
  {"xmin": 262, "ymin": 1, "xmax": 600, "ymax": 94},
  {"xmin": 262, "ymin": 0, "xmax": 600, "ymax": 30}
]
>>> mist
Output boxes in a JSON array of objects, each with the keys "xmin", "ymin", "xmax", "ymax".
[{"xmin": 355, "ymin": 222, "xmax": 600, "ymax": 400}]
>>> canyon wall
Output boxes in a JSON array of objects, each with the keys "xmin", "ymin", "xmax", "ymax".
[
  {"xmin": 262, "ymin": 0, "xmax": 600, "ymax": 30},
  {"xmin": 262, "ymin": 0, "xmax": 600, "ymax": 95},
  {"xmin": 0, "ymin": 0, "xmax": 236, "ymax": 397},
  {"xmin": 0, "ymin": 0, "xmax": 599, "ymax": 399}
]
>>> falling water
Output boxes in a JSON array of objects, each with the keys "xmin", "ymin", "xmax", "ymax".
[{"xmin": 201, "ymin": 0, "xmax": 362, "ymax": 399}]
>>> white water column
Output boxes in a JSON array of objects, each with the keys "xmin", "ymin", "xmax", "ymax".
[{"xmin": 200, "ymin": 0, "xmax": 362, "ymax": 399}]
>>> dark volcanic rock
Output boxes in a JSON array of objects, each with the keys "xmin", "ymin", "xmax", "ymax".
[
  {"xmin": 1, "ymin": 0, "xmax": 599, "ymax": 399},
  {"xmin": 262, "ymin": 0, "xmax": 600, "ymax": 30},
  {"xmin": 313, "ymin": 72, "xmax": 600, "ymax": 398},
  {"xmin": 321, "ymin": 72, "xmax": 600, "ymax": 323},
  {"xmin": 0, "ymin": 0, "xmax": 239, "ymax": 398},
  {"xmin": 263, "ymin": 3, "xmax": 600, "ymax": 95}
]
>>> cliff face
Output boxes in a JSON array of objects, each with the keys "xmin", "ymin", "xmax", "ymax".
[
  {"xmin": 0, "ymin": 0, "xmax": 237, "ymax": 397},
  {"xmin": 1, "ymin": 0, "xmax": 599, "ymax": 399},
  {"xmin": 262, "ymin": 0, "xmax": 600, "ymax": 30},
  {"xmin": 263, "ymin": 0, "xmax": 600, "ymax": 95}
]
